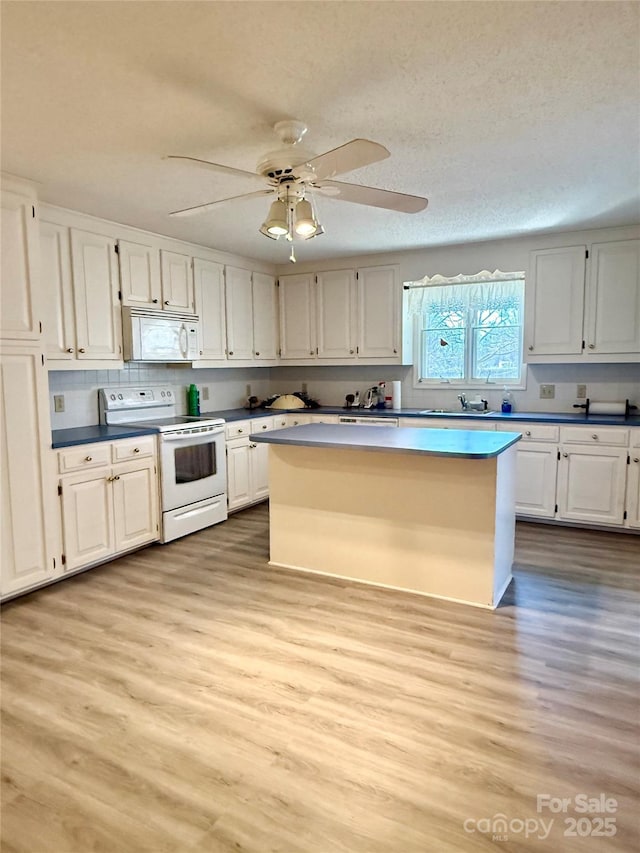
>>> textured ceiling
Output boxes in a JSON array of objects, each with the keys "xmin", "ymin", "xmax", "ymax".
[{"xmin": 2, "ymin": 1, "xmax": 639, "ymax": 264}]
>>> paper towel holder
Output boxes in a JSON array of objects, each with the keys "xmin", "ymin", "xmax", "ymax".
[{"xmin": 572, "ymin": 398, "xmax": 637, "ymax": 418}]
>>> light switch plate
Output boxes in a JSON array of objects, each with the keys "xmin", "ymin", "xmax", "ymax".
[
  {"xmin": 540, "ymin": 384, "xmax": 555, "ymax": 399},
  {"xmin": 576, "ymin": 384, "xmax": 587, "ymax": 399},
  {"xmin": 245, "ymin": 384, "xmax": 251, "ymax": 398},
  {"xmin": 301, "ymin": 382, "xmax": 308, "ymax": 394},
  {"xmin": 202, "ymin": 387, "xmax": 209, "ymax": 401},
  {"xmin": 54, "ymin": 394, "xmax": 65, "ymax": 413}
]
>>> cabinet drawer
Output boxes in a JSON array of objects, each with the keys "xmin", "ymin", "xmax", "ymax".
[
  {"xmin": 58, "ymin": 442, "xmax": 111, "ymax": 473},
  {"xmin": 111, "ymin": 435, "xmax": 156, "ymax": 463},
  {"xmin": 225, "ymin": 420, "xmax": 251, "ymax": 439},
  {"xmin": 272, "ymin": 415, "xmax": 289, "ymax": 430},
  {"xmin": 497, "ymin": 423, "xmax": 559, "ymax": 442},
  {"xmin": 630, "ymin": 429, "xmax": 640, "ymax": 449},
  {"xmin": 250, "ymin": 417, "xmax": 275, "ymax": 433},
  {"xmin": 560, "ymin": 426, "xmax": 629, "ymax": 447}
]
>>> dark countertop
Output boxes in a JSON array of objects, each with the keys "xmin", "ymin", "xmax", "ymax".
[
  {"xmin": 250, "ymin": 423, "xmax": 522, "ymax": 459},
  {"xmin": 200, "ymin": 406, "xmax": 640, "ymax": 428},
  {"xmin": 51, "ymin": 424, "xmax": 158, "ymax": 449}
]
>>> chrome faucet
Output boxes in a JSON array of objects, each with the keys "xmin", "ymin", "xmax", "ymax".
[{"xmin": 457, "ymin": 393, "xmax": 468, "ymax": 410}]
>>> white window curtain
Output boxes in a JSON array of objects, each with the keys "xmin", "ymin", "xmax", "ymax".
[{"xmin": 405, "ymin": 270, "xmax": 525, "ymax": 316}]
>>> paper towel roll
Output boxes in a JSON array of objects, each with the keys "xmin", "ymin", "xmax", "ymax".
[
  {"xmin": 589, "ymin": 401, "xmax": 627, "ymax": 415},
  {"xmin": 391, "ymin": 380, "xmax": 402, "ymax": 410}
]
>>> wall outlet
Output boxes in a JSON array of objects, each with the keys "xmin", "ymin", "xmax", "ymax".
[
  {"xmin": 201, "ymin": 387, "xmax": 209, "ymax": 401},
  {"xmin": 53, "ymin": 394, "xmax": 65, "ymax": 413},
  {"xmin": 245, "ymin": 384, "xmax": 251, "ymax": 398},
  {"xmin": 301, "ymin": 382, "xmax": 308, "ymax": 394},
  {"xmin": 539, "ymin": 384, "xmax": 555, "ymax": 399},
  {"xmin": 576, "ymin": 384, "xmax": 587, "ymax": 399}
]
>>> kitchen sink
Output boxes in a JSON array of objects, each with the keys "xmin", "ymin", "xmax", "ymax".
[{"xmin": 419, "ymin": 409, "xmax": 497, "ymax": 415}]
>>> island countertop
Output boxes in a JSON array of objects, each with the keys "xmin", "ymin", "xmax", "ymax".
[{"xmin": 250, "ymin": 423, "xmax": 521, "ymax": 459}]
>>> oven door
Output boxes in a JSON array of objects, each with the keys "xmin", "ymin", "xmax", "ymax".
[{"xmin": 160, "ymin": 427, "xmax": 226, "ymax": 511}]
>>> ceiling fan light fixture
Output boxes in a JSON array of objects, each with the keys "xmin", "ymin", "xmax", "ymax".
[
  {"xmin": 294, "ymin": 198, "xmax": 317, "ymax": 237},
  {"xmin": 263, "ymin": 200, "xmax": 288, "ymax": 236}
]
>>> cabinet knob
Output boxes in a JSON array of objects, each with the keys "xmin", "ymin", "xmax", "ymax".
[
  {"xmin": 238, "ymin": 429, "xmax": 243, "ymax": 433},
  {"xmin": 255, "ymin": 351, "xmax": 260, "ymax": 356},
  {"xmin": 200, "ymin": 350, "xmax": 203, "ymax": 356},
  {"xmin": 562, "ymin": 452, "xmax": 568, "ymax": 457},
  {"xmin": 164, "ymin": 300, "xmax": 170, "ymax": 305},
  {"xmin": 78, "ymin": 348, "xmax": 85, "ymax": 353},
  {"xmin": 250, "ymin": 443, "xmax": 257, "ymax": 448},
  {"xmin": 133, "ymin": 447, "xmax": 140, "ymax": 453},
  {"xmin": 588, "ymin": 343, "xmax": 595, "ymax": 349},
  {"xmin": 115, "ymin": 475, "xmax": 120, "ymax": 480},
  {"xmin": 393, "ymin": 349, "xmax": 398, "ymax": 354},
  {"xmin": 634, "ymin": 458, "xmax": 639, "ymax": 463},
  {"xmin": 310, "ymin": 351, "xmax": 314, "ymax": 356},
  {"xmin": 85, "ymin": 456, "xmax": 92, "ymax": 462},
  {"xmin": 592, "ymin": 434, "xmax": 598, "ymax": 440},
  {"xmin": 528, "ymin": 345, "xmax": 534, "ymax": 351},
  {"xmin": 350, "ymin": 349, "xmax": 354, "ymax": 355},
  {"xmin": 152, "ymin": 298, "xmax": 159, "ymax": 304},
  {"xmin": 66, "ymin": 347, "xmax": 74, "ymax": 353},
  {"xmin": 107, "ymin": 475, "xmax": 115, "ymax": 481},
  {"xmin": 229, "ymin": 351, "xmax": 234, "ymax": 356},
  {"xmin": 525, "ymin": 430, "xmax": 531, "ymax": 436}
]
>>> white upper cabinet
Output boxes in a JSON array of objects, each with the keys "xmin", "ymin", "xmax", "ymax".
[
  {"xmin": 225, "ymin": 266, "xmax": 254, "ymax": 360},
  {"xmin": 40, "ymin": 219, "xmax": 75, "ymax": 360},
  {"xmin": 525, "ymin": 240, "xmax": 640, "ymax": 362},
  {"xmin": 70, "ymin": 228, "xmax": 122, "ymax": 360},
  {"xmin": 194, "ymin": 258, "xmax": 226, "ymax": 360},
  {"xmin": 316, "ymin": 269, "xmax": 356, "ymax": 359},
  {"xmin": 525, "ymin": 246, "xmax": 586, "ymax": 356},
  {"xmin": 585, "ymin": 240, "xmax": 640, "ymax": 355},
  {"xmin": 1, "ymin": 188, "xmax": 40, "ymax": 340},
  {"xmin": 278, "ymin": 264, "xmax": 401, "ymax": 364},
  {"xmin": 252, "ymin": 272, "xmax": 278, "ymax": 360},
  {"xmin": 160, "ymin": 249, "xmax": 194, "ymax": 313},
  {"xmin": 279, "ymin": 273, "xmax": 316, "ymax": 359},
  {"xmin": 357, "ymin": 265, "xmax": 400, "ymax": 359},
  {"xmin": 118, "ymin": 239, "xmax": 162, "ymax": 308}
]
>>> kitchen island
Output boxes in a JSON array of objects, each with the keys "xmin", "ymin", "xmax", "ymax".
[{"xmin": 251, "ymin": 424, "xmax": 521, "ymax": 609}]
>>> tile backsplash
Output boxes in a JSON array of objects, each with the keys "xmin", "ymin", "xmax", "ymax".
[{"xmin": 49, "ymin": 361, "xmax": 640, "ymax": 429}]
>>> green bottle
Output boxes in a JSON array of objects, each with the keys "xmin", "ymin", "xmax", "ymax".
[{"xmin": 187, "ymin": 384, "xmax": 200, "ymax": 416}]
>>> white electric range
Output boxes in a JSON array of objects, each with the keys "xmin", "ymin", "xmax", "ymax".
[{"xmin": 99, "ymin": 386, "xmax": 227, "ymax": 542}]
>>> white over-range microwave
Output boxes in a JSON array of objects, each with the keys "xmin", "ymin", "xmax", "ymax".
[{"xmin": 122, "ymin": 307, "xmax": 200, "ymax": 362}]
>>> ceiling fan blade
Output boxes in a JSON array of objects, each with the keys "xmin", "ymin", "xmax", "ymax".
[
  {"xmin": 169, "ymin": 189, "xmax": 274, "ymax": 218},
  {"xmin": 301, "ymin": 139, "xmax": 390, "ymax": 181},
  {"xmin": 165, "ymin": 155, "xmax": 263, "ymax": 182},
  {"xmin": 318, "ymin": 180, "xmax": 428, "ymax": 213}
]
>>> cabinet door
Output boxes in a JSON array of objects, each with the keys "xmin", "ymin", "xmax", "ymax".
[
  {"xmin": 118, "ymin": 240, "xmax": 162, "ymax": 308},
  {"xmin": 252, "ymin": 272, "xmax": 278, "ymax": 360},
  {"xmin": 357, "ymin": 266, "xmax": 399, "ymax": 358},
  {"xmin": 194, "ymin": 258, "xmax": 226, "ymax": 360},
  {"xmin": 316, "ymin": 269, "xmax": 356, "ymax": 359},
  {"xmin": 225, "ymin": 266, "xmax": 254, "ymax": 360},
  {"xmin": 586, "ymin": 240, "xmax": 640, "ymax": 355},
  {"xmin": 112, "ymin": 460, "xmax": 159, "ymax": 551},
  {"xmin": 557, "ymin": 446, "xmax": 627, "ymax": 526},
  {"xmin": 1, "ymin": 345, "xmax": 55, "ymax": 596},
  {"xmin": 525, "ymin": 247, "xmax": 586, "ymax": 356},
  {"xmin": 60, "ymin": 469, "xmax": 114, "ymax": 571},
  {"xmin": 40, "ymin": 220, "xmax": 75, "ymax": 359},
  {"xmin": 513, "ymin": 442, "xmax": 558, "ymax": 518},
  {"xmin": 250, "ymin": 441, "xmax": 270, "ymax": 501},
  {"xmin": 71, "ymin": 229, "xmax": 122, "ymax": 360},
  {"xmin": 1, "ymin": 190, "xmax": 40, "ymax": 340},
  {"xmin": 160, "ymin": 250, "xmax": 194, "ymax": 313},
  {"xmin": 626, "ymin": 453, "xmax": 640, "ymax": 529},
  {"xmin": 226, "ymin": 438, "xmax": 252, "ymax": 510},
  {"xmin": 278, "ymin": 274, "xmax": 316, "ymax": 359}
]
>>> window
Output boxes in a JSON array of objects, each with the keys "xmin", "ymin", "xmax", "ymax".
[{"xmin": 407, "ymin": 272, "xmax": 525, "ymax": 386}]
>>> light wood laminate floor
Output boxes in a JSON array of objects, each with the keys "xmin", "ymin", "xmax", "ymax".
[{"xmin": 1, "ymin": 506, "xmax": 639, "ymax": 853}]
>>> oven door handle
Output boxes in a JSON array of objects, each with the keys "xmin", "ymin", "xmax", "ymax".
[{"xmin": 162, "ymin": 427, "xmax": 225, "ymax": 443}]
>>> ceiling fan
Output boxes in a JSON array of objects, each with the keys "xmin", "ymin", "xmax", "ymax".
[{"xmin": 167, "ymin": 120, "xmax": 428, "ymax": 261}]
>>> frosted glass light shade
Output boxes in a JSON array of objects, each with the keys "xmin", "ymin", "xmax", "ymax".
[
  {"xmin": 264, "ymin": 200, "xmax": 288, "ymax": 236},
  {"xmin": 294, "ymin": 199, "xmax": 317, "ymax": 236}
]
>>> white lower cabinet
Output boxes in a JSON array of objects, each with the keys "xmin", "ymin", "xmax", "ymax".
[
  {"xmin": 58, "ymin": 437, "xmax": 159, "ymax": 572},
  {"xmin": 557, "ymin": 445, "xmax": 628, "ymax": 526},
  {"xmin": 626, "ymin": 431, "xmax": 640, "ymax": 528},
  {"xmin": 1, "ymin": 343, "xmax": 58, "ymax": 598},
  {"xmin": 226, "ymin": 418, "xmax": 274, "ymax": 511},
  {"xmin": 511, "ymin": 442, "xmax": 558, "ymax": 518}
]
